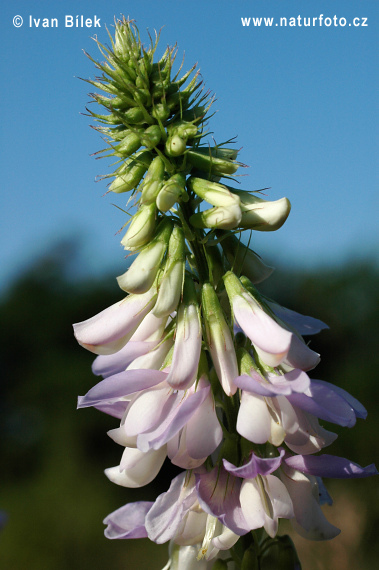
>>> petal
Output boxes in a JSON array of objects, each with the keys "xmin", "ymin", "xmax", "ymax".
[
  {"xmin": 239, "ymin": 479, "xmax": 266, "ymax": 530},
  {"xmin": 267, "ymin": 301, "xmax": 329, "ymax": 336},
  {"xmin": 285, "ymin": 454, "xmax": 378, "ymax": 479},
  {"xmin": 73, "ymin": 290, "xmax": 156, "ymax": 355},
  {"xmin": 166, "ymin": 303, "xmax": 202, "ymax": 390},
  {"xmin": 185, "ymin": 387, "xmax": 223, "ymax": 459},
  {"xmin": 283, "ymin": 334, "xmax": 320, "ymax": 371},
  {"xmin": 77, "ymin": 369, "xmax": 167, "ymax": 409},
  {"xmin": 224, "ymin": 450, "xmax": 285, "ymax": 480},
  {"xmin": 105, "ymin": 446, "xmax": 166, "ymax": 488},
  {"xmin": 92, "ymin": 340, "xmax": 158, "ymax": 377},
  {"xmin": 145, "ymin": 472, "xmax": 197, "ymax": 543},
  {"xmin": 237, "ymin": 392, "xmax": 272, "ymax": 444},
  {"xmin": 103, "ymin": 501, "xmax": 153, "ymax": 539},
  {"xmin": 233, "ymin": 294, "xmax": 292, "ymax": 364},
  {"xmin": 196, "ymin": 468, "xmax": 249, "ymax": 535},
  {"xmin": 280, "ymin": 469, "xmax": 340, "ymax": 541},
  {"xmin": 123, "ymin": 386, "xmax": 175, "ymax": 436},
  {"xmin": 137, "ymin": 385, "xmax": 210, "ymax": 452}
]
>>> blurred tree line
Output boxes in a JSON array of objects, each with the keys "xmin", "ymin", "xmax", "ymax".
[{"xmin": 0, "ymin": 242, "xmax": 378, "ymax": 570}]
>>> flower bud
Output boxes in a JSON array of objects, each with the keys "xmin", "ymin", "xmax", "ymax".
[
  {"xmin": 187, "ymin": 177, "xmax": 240, "ymax": 208},
  {"xmin": 201, "ymin": 283, "xmax": 238, "ymax": 396},
  {"xmin": 140, "ymin": 156, "xmax": 166, "ymax": 204},
  {"xmin": 109, "ymin": 151, "xmax": 152, "ymax": 194},
  {"xmin": 117, "ymin": 220, "xmax": 173, "ymax": 294},
  {"xmin": 153, "ymin": 226, "xmax": 186, "ymax": 317},
  {"xmin": 156, "ymin": 173, "xmax": 188, "ymax": 212},
  {"xmin": 141, "ymin": 125, "xmax": 162, "ymax": 149},
  {"xmin": 165, "ymin": 134, "xmax": 187, "ymax": 157},
  {"xmin": 190, "ymin": 203, "xmax": 242, "ymax": 230},
  {"xmin": 151, "ymin": 102, "xmax": 170, "ymax": 122},
  {"xmin": 114, "ymin": 130, "xmax": 142, "ymax": 157},
  {"xmin": 169, "ymin": 120, "xmax": 198, "ymax": 140},
  {"xmin": 234, "ymin": 190, "xmax": 291, "ymax": 231},
  {"xmin": 218, "ymin": 232, "xmax": 274, "ymax": 284},
  {"xmin": 121, "ymin": 203, "xmax": 156, "ymax": 251},
  {"xmin": 186, "ymin": 149, "xmax": 240, "ymax": 175}
]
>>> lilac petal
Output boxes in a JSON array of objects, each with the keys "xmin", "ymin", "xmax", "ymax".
[
  {"xmin": 267, "ymin": 301, "xmax": 329, "ymax": 336},
  {"xmin": 233, "ymin": 294, "xmax": 292, "ymax": 365},
  {"xmin": 280, "ymin": 469, "xmax": 340, "ymax": 540},
  {"xmin": 137, "ymin": 385, "xmax": 210, "ymax": 452},
  {"xmin": 239, "ymin": 479, "xmax": 266, "ymax": 530},
  {"xmin": 283, "ymin": 334, "xmax": 320, "ymax": 371},
  {"xmin": 167, "ymin": 430, "xmax": 208, "ymax": 469},
  {"xmin": 73, "ymin": 290, "xmax": 156, "ymax": 355},
  {"xmin": 285, "ymin": 454, "xmax": 378, "ymax": 479},
  {"xmin": 224, "ymin": 450, "xmax": 285, "ymax": 479},
  {"xmin": 93, "ymin": 400, "xmax": 128, "ymax": 419},
  {"xmin": 92, "ymin": 341, "xmax": 158, "ymax": 377},
  {"xmin": 145, "ymin": 472, "xmax": 197, "ymax": 543},
  {"xmin": 237, "ymin": 392, "xmax": 272, "ymax": 444},
  {"xmin": 77, "ymin": 369, "xmax": 167, "ymax": 409},
  {"xmin": 167, "ymin": 304, "xmax": 202, "ymax": 390},
  {"xmin": 124, "ymin": 387, "xmax": 176, "ymax": 437},
  {"xmin": 103, "ymin": 501, "xmax": 153, "ymax": 539},
  {"xmin": 196, "ymin": 468, "xmax": 250, "ymax": 535},
  {"xmin": 287, "ymin": 381, "xmax": 357, "ymax": 427},
  {"xmin": 280, "ymin": 369, "xmax": 311, "ymax": 393},
  {"xmin": 234, "ymin": 374, "xmax": 288, "ymax": 396},
  {"xmin": 185, "ymin": 387, "xmax": 223, "ymax": 459},
  {"xmin": 316, "ymin": 380, "xmax": 367, "ymax": 420}
]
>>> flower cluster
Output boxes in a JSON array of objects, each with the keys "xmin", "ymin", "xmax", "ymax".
[{"xmin": 74, "ymin": 18, "xmax": 377, "ymax": 569}]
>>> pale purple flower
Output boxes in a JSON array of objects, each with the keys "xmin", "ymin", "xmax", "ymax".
[
  {"xmin": 104, "ymin": 501, "xmax": 153, "ymax": 539},
  {"xmin": 73, "ymin": 288, "xmax": 157, "ymax": 355},
  {"xmin": 234, "ymin": 367, "xmax": 366, "ymax": 452}
]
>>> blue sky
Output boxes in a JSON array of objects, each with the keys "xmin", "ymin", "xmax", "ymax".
[{"xmin": 1, "ymin": 0, "xmax": 378, "ymax": 290}]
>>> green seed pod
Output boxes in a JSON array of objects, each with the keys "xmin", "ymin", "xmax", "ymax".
[
  {"xmin": 140, "ymin": 156, "xmax": 166, "ymax": 204},
  {"xmin": 165, "ymin": 134, "xmax": 187, "ymax": 157},
  {"xmin": 141, "ymin": 125, "xmax": 162, "ymax": 149},
  {"xmin": 156, "ymin": 173, "xmax": 188, "ymax": 212},
  {"xmin": 186, "ymin": 149, "xmax": 239, "ymax": 175},
  {"xmin": 109, "ymin": 150, "xmax": 152, "ymax": 193}
]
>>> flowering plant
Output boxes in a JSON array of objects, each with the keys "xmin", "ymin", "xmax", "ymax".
[{"xmin": 74, "ymin": 18, "xmax": 377, "ymax": 569}]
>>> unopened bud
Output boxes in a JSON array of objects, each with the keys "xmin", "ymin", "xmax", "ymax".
[
  {"xmin": 165, "ymin": 134, "xmax": 187, "ymax": 157},
  {"xmin": 190, "ymin": 203, "xmax": 242, "ymax": 230},
  {"xmin": 109, "ymin": 151, "xmax": 152, "ymax": 194},
  {"xmin": 153, "ymin": 226, "xmax": 185, "ymax": 317},
  {"xmin": 114, "ymin": 130, "xmax": 142, "ymax": 158},
  {"xmin": 117, "ymin": 220, "xmax": 172, "ymax": 293},
  {"xmin": 187, "ymin": 177, "xmax": 240, "ymax": 207},
  {"xmin": 121, "ymin": 203, "xmax": 156, "ymax": 251},
  {"xmin": 156, "ymin": 173, "xmax": 188, "ymax": 212},
  {"xmin": 187, "ymin": 149, "xmax": 240, "ymax": 175},
  {"xmin": 141, "ymin": 125, "xmax": 162, "ymax": 149},
  {"xmin": 140, "ymin": 156, "xmax": 166, "ymax": 204}
]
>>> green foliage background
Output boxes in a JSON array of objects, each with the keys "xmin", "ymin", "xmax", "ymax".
[{"xmin": 1, "ymin": 242, "xmax": 378, "ymax": 569}]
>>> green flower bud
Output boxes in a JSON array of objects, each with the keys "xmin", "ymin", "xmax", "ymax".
[
  {"xmin": 114, "ymin": 130, "xmax": 142, "ymax": 158},
  {"xmin": 109, "ymin": 151, "xmax": 152, "ymax": 194},
  {"xmin": 187, "ymin": 177, "xmax": 240, "ymax": 207},
  {"xmin": 122, "ymin": 107, "xmax": 146, "ymax": 125},
  {"xmin": 140, "ymin": 156, "xmax": 166, "ymax": 204},
  {"xmin": 117, "ymin": 219, "xmax": 173, "ymax": 294},
  {"xmin": 169, "ymin": 120, "xmax": 198, "ymax": 140},
  {"xmin": 165, "ymin": 134, "xmax": 187, "ymax": 157},
  {"xmin": 141, "ymin": 125, "xmax": 162, "ymax": 149},
  {"xmin": 190, "ymin": 203, "xmax": 242, "ymax": 230},
  {"xmin": 120, "ymin": 203, "xmax": 156, "ymax": 250},
  {"xmin": 151, "ymin": 102, "xmax": 170, "ymax": 122},
  {"xmin": 152, "ymin": 226, "xmax": 186, "ymax": 317},
  {"xmin": 186, "ymin": 149, "xmax": 240, "ymax": 175},
  {"xmin": 156, "ymin": 173, "xmax": 188, "ymax": 212}
]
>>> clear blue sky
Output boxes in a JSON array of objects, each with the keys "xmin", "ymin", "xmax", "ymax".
[{"xmin": 1, "ymin": 0, "xmax": 378, "ymax": 290}]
